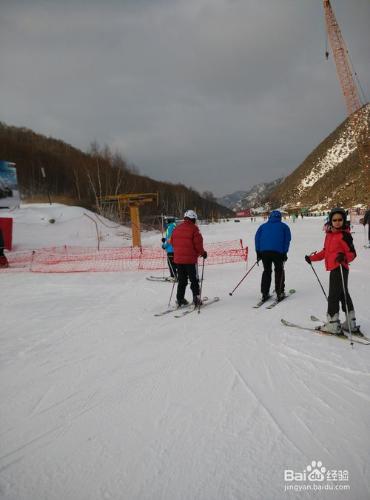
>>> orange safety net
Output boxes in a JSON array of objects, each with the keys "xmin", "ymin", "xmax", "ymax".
[{"xmin": 4, "ymin": 240, "xmax": 248, "ymax": 273}]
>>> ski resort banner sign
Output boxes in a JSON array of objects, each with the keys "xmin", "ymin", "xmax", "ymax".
[
  {"xmin": 284, "ymin": 460, "xmax": 350, "ymax": 494},
  {"xmin": 0, "ymin": 161, "xmax": 20, "ymax": 209}
]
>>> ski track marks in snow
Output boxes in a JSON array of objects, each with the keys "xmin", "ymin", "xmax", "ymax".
[
  {"xmin": 225, "ymin": 357, "xmax": 305, "ymax": 457},
  {"xmin": 1, "ymin": 210, "xmax": 370, "ymax": 499}
]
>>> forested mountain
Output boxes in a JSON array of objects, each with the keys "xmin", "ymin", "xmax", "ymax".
[{"xmin": 0, "ymin": 123, "xmax": 233, "ymax": 223}]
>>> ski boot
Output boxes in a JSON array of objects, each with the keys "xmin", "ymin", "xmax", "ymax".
[
  {"xmin": 341, "ymin": 311, "xmax": 363, "ymax": 337},
  {"xmin": 319, "ymin": 313, "xmax": 345, "ymax": 336},
  {"xmin": 176, "ymin": 298, "xmax": 189, "ymax": 308},
  {"xmin": 193, "ymin": 296, "xmax": 203, "ymax": 306},
  {"xmin": 0, "ymin": 255, "xmax": 9, "ymax": 268}
]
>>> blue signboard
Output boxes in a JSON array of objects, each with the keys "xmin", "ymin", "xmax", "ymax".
[{"xmin": 0, "ymin": 161, "xmax": 20, "ymax": 209}]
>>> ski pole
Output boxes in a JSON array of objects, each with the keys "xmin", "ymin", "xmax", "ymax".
[
  {"xmin": 168, "ymin": 255, "xmax": 177, "ymax": 281},
  {"xmin": 308, "ymin": 262, "xmax": 328, "ymax": 301},
  {"xmin": 198, "ymin": 257, "xmax": 205, "ymax": 314},
  {"xmin": 229, "ymin": 261, "xmax": 258, "ymax": 296},
  {"xmin": 339, "ymin": 264, "xmax": 353, "ymax": 347},
  {"xmin": 168, "ymin": 277, "xmax": 176, "ymax": 307}
]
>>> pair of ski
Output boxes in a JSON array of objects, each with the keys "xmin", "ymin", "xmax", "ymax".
[
  {"xmin": 154, "ymin": 296, "xmax": 220, "ymax": 318},
  {"xmin": 253, "ymin": 289, "xmax": 296, "ymax": 309},
  {"xmin": 281, "ymin": 316, "xmax": 370, "ymax": 345},
  {"xmin": 146, "ymin": 275, "xmax": 177, "ymax": 283}
]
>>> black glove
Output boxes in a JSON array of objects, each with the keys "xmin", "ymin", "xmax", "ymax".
[
  {"xmin": 282, "ymin": 253, "xmax": 288, "ymax": 262},
  {"xmin": 161, "ymin": 237, "xmax": 166, "ymax": 243},
  {"xmin": 335, "ymin": 252, "xmax": 346, "ymax": 263},
  {"xmin": 202, "ymin": 251, "xmax": 208, "ymax": 259},
  {"xmin": 305, "ymin": 255, "xmax": 312, "ymax": 264},
  {"xmin": 256, "ymin": 251, "xmax": 262, "ymax": 262}
]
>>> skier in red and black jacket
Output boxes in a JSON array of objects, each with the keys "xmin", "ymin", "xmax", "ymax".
[
  {"xmin": 171, "ymin": 210, "xmax": 207, "ymax": 307},
  {"xmin": 305, "ymin": 207, "xmax": 360, "ymax": 335}
]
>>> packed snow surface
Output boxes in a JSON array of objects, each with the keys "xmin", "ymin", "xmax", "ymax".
[{"xmin": 1, "ymin": 205, "xmax": 369, "ymax": 500}]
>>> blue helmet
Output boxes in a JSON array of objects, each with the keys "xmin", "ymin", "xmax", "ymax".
[{"xmin": 268, "ymin": 210, "xmax": 282, "ymax": 221}]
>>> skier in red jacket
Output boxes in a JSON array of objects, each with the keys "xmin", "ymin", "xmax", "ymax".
[
  {"xmin": 171, "ymin": 210, "xmax": 207, "ymax": 307},
  {"xmin": 305, "ymin": 207, "xmax": 359, "ymax": 335}
]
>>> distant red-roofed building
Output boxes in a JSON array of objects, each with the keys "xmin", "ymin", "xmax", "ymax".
[{"xmin": 235, "ymin": 209, "xmax": 252, "ymax": 217}]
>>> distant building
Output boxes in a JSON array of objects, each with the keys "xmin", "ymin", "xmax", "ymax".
[{"xmin": 235, "ymin": 209, "xmax": 252, "ymax": 217}]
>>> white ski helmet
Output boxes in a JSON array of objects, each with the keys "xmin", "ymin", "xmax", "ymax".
[{"xmin": 184, "ymin": 209, "xmax": 197, "ymax": 220}]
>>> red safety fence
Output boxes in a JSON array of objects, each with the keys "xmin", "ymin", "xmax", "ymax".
[{"xmin": 3, "ymin": 240, "xmax": 248, "ymax": 273}]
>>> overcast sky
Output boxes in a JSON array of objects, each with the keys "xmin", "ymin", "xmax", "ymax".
[{"xmin": 1, "ymin": 0, "xmax": 369, "ymax": 197}]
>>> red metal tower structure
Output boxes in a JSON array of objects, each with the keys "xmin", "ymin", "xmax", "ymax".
[{"xmin": 323, "ymin": 0, "xmax": 370, "ymax": 200}]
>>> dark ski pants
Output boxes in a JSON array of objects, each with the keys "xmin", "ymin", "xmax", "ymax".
[
  {"xmin": 176, "ymin": 263, "xmax": 200, "ymax": 302},
  {"xmin": 327, "ymin": 266, "xmax": 354, "ymax": 316},
  {"xmin": 260, "ymin": 251, "xmax": 285, "ymax": 297},
  {"xmin": 166, "ymin": 252, "xmax": 177, "ymax": 278}
]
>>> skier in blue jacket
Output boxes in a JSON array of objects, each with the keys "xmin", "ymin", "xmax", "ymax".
[
  {"xmin": 255, "ymin": 210, "xmax": 291, "ymax": 302},
  {"xmin": 161, "ymin": 217, "xmax": 177, "ymax": 279}
]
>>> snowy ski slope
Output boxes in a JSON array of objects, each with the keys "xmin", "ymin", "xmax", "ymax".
[{"xmin": 0, "ymin": 204, "xmax": 369, "ymax": 500}]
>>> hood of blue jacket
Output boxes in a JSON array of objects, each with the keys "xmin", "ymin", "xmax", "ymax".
[{"xmin": 268, "ymin": 210, "xmax": 282, "ymax": 222}]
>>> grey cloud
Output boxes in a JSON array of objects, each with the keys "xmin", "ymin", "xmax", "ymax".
[{"xmin": 1, "ymin": 0, "xmax": 369, "ymax": 196}]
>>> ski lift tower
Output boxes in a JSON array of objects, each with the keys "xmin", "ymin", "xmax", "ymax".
[{"xmin": 101, "ymin": 193, "xmax": 158, "ymax": 247}]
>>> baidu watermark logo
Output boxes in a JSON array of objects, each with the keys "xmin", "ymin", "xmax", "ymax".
[{"xmin": 284, "ymin": 460, "xmax": 350, "ymax": 493}]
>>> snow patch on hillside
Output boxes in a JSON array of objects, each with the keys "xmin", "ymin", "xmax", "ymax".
[{"xmin": 298, "ymin": 127, "xmax": 356, "ymax": 192}]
